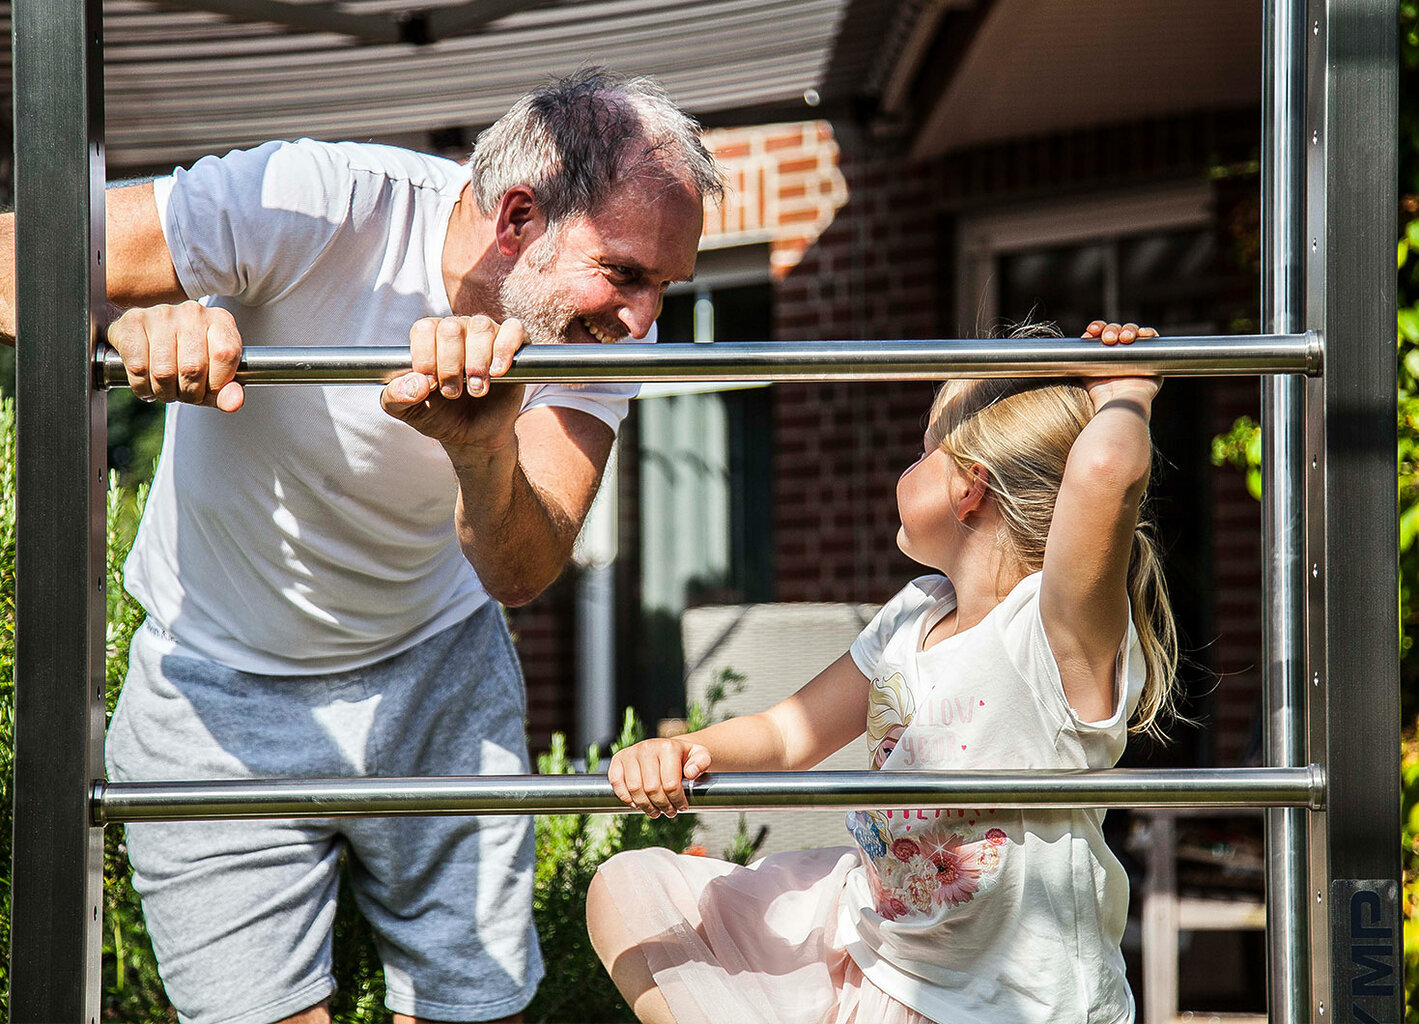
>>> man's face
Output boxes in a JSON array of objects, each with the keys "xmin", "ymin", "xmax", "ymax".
[{"xmin": 498, "ymin": 174, "xmax": 703, "ymax": 345}]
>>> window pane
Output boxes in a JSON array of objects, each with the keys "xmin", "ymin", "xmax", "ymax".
[
  {"xmin": 997, "ymin": 243, "xmax": 1108, "ymax": 332},
  {"xmin": 1118, "ymin": 228, "xmax": 1218, "ymax": 333}
]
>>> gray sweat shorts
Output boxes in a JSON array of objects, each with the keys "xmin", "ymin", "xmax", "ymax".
[{"xmin": 105, "ymin": 604, "xmax": 544, "ymax": 1024}]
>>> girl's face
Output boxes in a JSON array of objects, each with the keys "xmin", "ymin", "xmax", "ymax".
[{"xmin": 895, "ymin": 435, "xmax": 969, "ymax": 570}]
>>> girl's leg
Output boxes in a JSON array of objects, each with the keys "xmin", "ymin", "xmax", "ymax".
[{"xmin": 586, "ymin": 871, "xmax": 680, "ymax": 1024}]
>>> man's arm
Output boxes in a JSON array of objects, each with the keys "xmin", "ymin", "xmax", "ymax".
[
  {"xmin": 0, "ymin": 181, "xmax": 243, "ymax": 408},
  {"xmin": 450, "ymin": 404, "xmax": 614, "ymax": 606},
  {"xmin": 380, "ymin": 314, "xmax": 616, "ymax": 606},
  {"xmin": 0, "ymin": 182, "xmax": 186, "ymax": 344}
]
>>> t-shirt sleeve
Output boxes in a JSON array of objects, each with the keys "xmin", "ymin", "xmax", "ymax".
[
  {"xmin": 849, "ymin": 576, "xmax": 944, "ymax": 679},
  {"xmin": 153, "ymin": 138, "xmax": 353, "ymax": 306},
  {"xmin": 518, "ymin": 321, "xmax": 660, "ymax": 432}
]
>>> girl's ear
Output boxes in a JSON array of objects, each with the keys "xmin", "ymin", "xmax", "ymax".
[{"xmin": 957, "ymin": 463, "xmax": 989, "ymax": 521}]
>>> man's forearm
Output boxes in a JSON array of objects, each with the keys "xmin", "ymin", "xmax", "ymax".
[
  {"xmin": 449, "ymin": 438, "xmax": 580, "ymax": 607},
  {"xmin": 1, "ymin": 211, "xmax": 17, "ymax": 344}
]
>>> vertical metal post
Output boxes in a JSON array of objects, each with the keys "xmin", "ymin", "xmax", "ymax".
[
  {"xmin": 1305, "ymin": 0, "xmax": 1400, "ymax": 1020},
  {"xmin": 1260, "ymin": 0, "xmax": 1310, "ymax": 1019},
  {"xmin": 10, "ymin": 0, "xmax": 108, "ymax": 1020}
]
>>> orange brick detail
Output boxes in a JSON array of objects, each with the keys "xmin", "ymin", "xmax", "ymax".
[
  {"xmin": 775, "ymin": 157, "xmax": 820, "ymax": 175},
  {"xmin": 764, "ymin": 131, "xmax": 807, "ymax": 152}
]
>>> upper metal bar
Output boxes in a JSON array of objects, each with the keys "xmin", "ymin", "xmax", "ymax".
[
  {"xmin": 96, "ymin": 334, "xmax": 1323, "ymax": 388},
  {"xmin": 1260, "ymin": 0, "xmax": 1311, "ymax": 1018},
  {"xmin": 11, "ymin": 0, "xmax": 109, "ymax": 1019},
  {"xmin": 96, "ymin": 767, "xmax": 1326, "ymax": 823}
]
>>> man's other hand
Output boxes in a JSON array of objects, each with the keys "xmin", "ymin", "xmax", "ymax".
[{"xmin": 108, "ymin": 300, "xmax": 245, "ymax": 412}]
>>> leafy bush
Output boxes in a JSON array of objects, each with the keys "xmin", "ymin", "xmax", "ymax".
[{"xmin": 0, "ymin": 398, "xmax": 165, "ymax": 1019}]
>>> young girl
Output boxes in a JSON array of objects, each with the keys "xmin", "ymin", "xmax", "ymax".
[{"xmin": 586, "ymin": 321, "xmax": 1178, "ymax": 1024}]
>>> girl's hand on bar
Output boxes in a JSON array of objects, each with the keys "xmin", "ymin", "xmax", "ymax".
[
  {"xmin": 1084, "ymin": 320, "xmax": 1157, "ymax": 346},
  {"xmin": 107, "ymin": 300, "xmax": 245, "ymax": 412},
  {"xmin": 1082, "ymin": 320, "xmax": 1162, "ymax": 408},
  {"xmin": 607, "ymin": 738, "xmax": 714, "ymax": 818}
]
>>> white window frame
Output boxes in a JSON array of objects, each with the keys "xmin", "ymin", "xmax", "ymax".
[{"xmin": 956, "ymin": 181, "xmax": 1213, "ymax": 333}]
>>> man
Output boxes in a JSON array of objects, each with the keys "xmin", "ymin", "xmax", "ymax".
[{"xmin": 1, "ymin": 68, "xmax": 722, "ymax": 1024}]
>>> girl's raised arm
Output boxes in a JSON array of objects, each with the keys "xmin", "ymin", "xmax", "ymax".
[
  {"xmin": 1039, "ymin": 321, "xmax": 1159, "ymax": 722},
  {"xmin": 607, "ymin": 652, "xmax": 870, "ymax": 818}
]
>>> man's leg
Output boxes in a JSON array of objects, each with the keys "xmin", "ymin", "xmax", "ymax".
[
  {"xmin": 343, "ymin": 605, "xmax": 544, "ymax": 1022},
  {"xmin": 106, "ymin": 622, "xmax": 349, "ymax": 1024},
  {"xmin": 276, "ymin": 1002, "xmax": 522, "ymax": 1023}
]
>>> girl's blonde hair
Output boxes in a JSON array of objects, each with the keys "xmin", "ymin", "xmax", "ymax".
[{"xmin": 925, "ymin": 326, "xmax": 1179, "ymax": 740}]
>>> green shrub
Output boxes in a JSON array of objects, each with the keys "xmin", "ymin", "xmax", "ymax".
[
  {"xmin": 0, "ymin": 398, "xmax": 170, "ymax": 1020},
  {"xmin": 0, "ymin": 397, "xmax": 13, "ymax": 1011}
]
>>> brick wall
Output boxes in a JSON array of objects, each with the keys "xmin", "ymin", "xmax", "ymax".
[
  {"xmin": 1208, "ymin": 381, "xmax": 1263, "ymax": 767},
  {"xmin": 701, "ymin": 121, "xmax": 848, "ymax": 278},
  {"xmin": 768, "ymin": 131, "xmax": 943, "ymax": 601},
  {"xmin": 505, "ymin": 574, "xmax": 577, "ymax": 751}
]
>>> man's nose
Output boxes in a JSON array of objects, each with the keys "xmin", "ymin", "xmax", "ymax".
[{"xmin": 618, "ymin": 288, "xmax": 663, "ymax": 340}]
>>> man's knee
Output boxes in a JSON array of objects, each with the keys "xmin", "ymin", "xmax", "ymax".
[
  {"xmin": 275, "ymin": 998, "xmax": 330, "ymax": 1024},
  {"xmin": 391, "ymin": 1013, "xmax": 522, "ymax": 1023}
]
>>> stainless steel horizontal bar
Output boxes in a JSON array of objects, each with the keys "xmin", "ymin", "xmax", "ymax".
[
  {"xmin": 96, "ymin": 333, "xmax": 1322, "ymax": 388},
  {"xmin": 95, "ymin": 766, "xmax": 1325, "ymax": 823}
]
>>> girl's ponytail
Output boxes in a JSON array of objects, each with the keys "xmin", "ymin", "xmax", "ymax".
[{"xmin": 1125, "ymin": 521, "xmax": 1180, "ymax": 740}]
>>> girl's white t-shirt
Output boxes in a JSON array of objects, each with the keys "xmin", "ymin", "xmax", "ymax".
[
  {"xmin": 125, "ymin": 139, "xmax": 646, "ymax": 674},
  {"xmin": 838, "ymin": 572, "xmax": 1143, "ymax": 1024}
]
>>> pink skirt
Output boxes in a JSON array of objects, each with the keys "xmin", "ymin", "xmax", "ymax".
[{"xmin": 595, "ymin": 845, "xmax": 938, "ymax": 1024}]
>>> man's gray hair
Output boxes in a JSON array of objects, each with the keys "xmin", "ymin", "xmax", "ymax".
[{"xmin": 470, "ymin": 66, "xmax": 725, "ymax": 225}]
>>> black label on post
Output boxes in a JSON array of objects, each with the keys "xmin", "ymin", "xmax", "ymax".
[{"xmin": 1330, "ymin": 880, "xmax": 1401, "ymax": 1023}]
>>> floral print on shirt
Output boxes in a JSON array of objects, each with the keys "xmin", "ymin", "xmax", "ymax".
[{"xmin": 849, "ymin": 811, "xmax": 1010, "ymax": 921}]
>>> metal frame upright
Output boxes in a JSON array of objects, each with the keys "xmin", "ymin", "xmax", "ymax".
[
  {"xmin": 10, "ymin": 2, "xmax": 108, "ymax": 1021},
  {"xmin": 7, "ymin": 1, "xmax": 1402, "ymax": 1021},
  {"xmin": 1303, "ymin": 0, "xmax": 1402, "ymax": 1020}
]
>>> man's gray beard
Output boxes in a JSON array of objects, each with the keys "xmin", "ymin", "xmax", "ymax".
[
  {"xmin": 497, "ymin": 260, "xmax": 576, "ymax": 347},
  {"xmin": 496, "ymin": 244, "xmax": 597, "ymax": 389}
]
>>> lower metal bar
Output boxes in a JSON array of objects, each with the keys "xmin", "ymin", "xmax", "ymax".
[
  {"xmin": 96, "ymin": 766, "xmax": 1325, "ymax": 823},
  {"xmin": 97, "ymin": 334, "xmax": 1323, "ymax": 387}
]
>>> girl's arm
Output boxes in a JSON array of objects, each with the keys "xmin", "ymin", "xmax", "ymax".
[
  {"xmin": 1039, "ymin": 321, "xmax": 1159, "ymax": 722},
  {"xmin": 607, "ymin": 652, "xmax": 870, "ymax": 817}
]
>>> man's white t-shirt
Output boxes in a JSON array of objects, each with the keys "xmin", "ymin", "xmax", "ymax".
[
  {"xmin": 125, "ymin": 139, "xmax": 647, "ymax": 675},
  {"xmin": 837, "ymin": 573, "xmax": 1143, "ymax": 1024}
]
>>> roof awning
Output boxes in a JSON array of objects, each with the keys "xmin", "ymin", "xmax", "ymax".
[{"xmin": 0, "ymin": 0, "xmax": 913, "ymax": 171}]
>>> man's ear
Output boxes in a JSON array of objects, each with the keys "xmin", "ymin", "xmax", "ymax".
[
  {"xmin": 494, "ymin": 186, "xmax": 541, "ymax": 258},
  {"xmin": 957, "ymin": 463, "xmax": 989, "ymax": 522}
]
